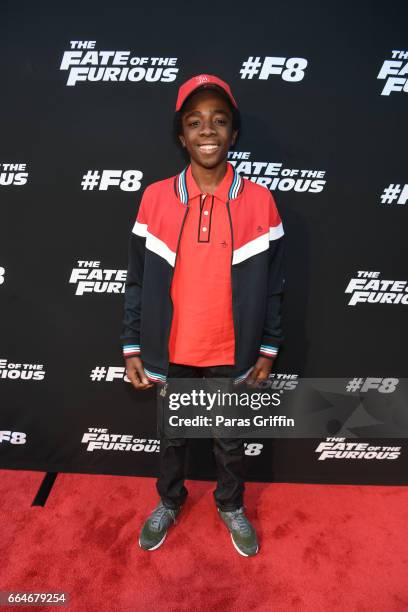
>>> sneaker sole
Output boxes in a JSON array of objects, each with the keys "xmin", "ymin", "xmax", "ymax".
[
  {"xmin": 230, "ymin": 533, "xmax": 259, "ymax": 557},
  {"xmin": 138, "ymin": 532, "xmax": 167, "ymax": 551}
]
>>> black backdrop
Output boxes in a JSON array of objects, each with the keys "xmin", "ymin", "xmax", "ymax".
[{"xmin": 1, "ymin": 0, "xmax": 407, "ymax": 484}]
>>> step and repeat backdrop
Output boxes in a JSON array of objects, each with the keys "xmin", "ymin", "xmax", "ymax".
[{"xmin": 1, "ymin": 1, "xmax": 407, "ymax": 484}]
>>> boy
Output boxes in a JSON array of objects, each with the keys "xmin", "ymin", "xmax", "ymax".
[{"xmin": 121, "ymin": 74, "xmax": 285, "ymax": 556}]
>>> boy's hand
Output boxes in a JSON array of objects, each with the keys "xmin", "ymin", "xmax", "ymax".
[
  {"xmin": 246, "ymin": 356, "xmax": 275, "ymax": 386},
  {"xmin": 125, "ymin": 356, "xmax": 154, "ymax": 390}
]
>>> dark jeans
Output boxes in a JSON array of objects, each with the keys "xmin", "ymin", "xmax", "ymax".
[{"xmin": 156, "ymin": 362, "xmax": 246, "ymax": 512}]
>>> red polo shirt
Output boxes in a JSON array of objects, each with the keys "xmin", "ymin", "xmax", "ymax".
[{"xmin": 168, "ymin": 162, "xmax": 235, "ymax": 366}]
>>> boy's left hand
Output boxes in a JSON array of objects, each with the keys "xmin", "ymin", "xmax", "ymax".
[{"xmin": 246, "ymin": 356, "xmax": 275, "ymax": 386}]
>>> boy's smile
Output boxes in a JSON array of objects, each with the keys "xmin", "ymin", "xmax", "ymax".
[{"xmin": 178, "ymin": 89, "xmax": 238, "ymax": 172}]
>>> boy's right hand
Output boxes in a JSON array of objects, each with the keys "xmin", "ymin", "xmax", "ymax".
[{"xmin": 125, "ymin": 356, "xmax": 154, "ymax": 390}]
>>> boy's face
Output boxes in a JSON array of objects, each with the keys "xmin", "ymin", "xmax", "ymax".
[{"xmin": 178, "ymin": 89, "xmax": 238, "ymax": 169}]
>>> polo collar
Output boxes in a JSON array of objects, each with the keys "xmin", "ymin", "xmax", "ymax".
[{"xmin": 174, "ymin": 161, "xmax": 244, "ymax": 205}]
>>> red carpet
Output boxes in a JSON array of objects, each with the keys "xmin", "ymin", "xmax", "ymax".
[{"xmin": 0, "ymin": 469, "xmax": 408, "ymax": 611}]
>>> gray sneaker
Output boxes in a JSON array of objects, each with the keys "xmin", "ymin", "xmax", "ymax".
[
  {"xmin": 139, "ymin": 501, "xmax": 180, "ymax": 551},
  {"xmin": 218, "ymin": 506, "xmax": 259, "ymax": 556}
]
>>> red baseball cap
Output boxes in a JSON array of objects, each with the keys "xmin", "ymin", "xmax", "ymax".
[{"xmin": 175, "ymin": 74, "xmax": 238, "ymax": 112}]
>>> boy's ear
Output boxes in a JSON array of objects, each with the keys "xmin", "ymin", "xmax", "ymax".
[
  {"xmin": 231, "ymin": 129, "xmax": 238, "ymax": 146},
  {"xmin": 179, "ymin": 134, "xmax": 186, "ymax": 148}
]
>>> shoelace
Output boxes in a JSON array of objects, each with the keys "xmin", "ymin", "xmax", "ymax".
[
  {"xmin": 228, "ymin": 508, "xmax": 251, "ymax": 536},
  {"xmin": 150, "ymin": 503, "xmax": 176, "ymax": 531}
]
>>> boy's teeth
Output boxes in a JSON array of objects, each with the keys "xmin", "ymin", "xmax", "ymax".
[{"xmin": 200, "ymin": 145, "xmax": 218, "ymax": 152}]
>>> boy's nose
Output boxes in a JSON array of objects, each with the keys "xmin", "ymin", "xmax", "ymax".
[{"xmin": 200, "ymin": 120, "xmax": 216, "ymax": 135}]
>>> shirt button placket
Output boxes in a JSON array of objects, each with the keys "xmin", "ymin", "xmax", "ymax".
[{"xmin": 199, "ymin": 194, "xmax": 211, "ymax": 241}]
